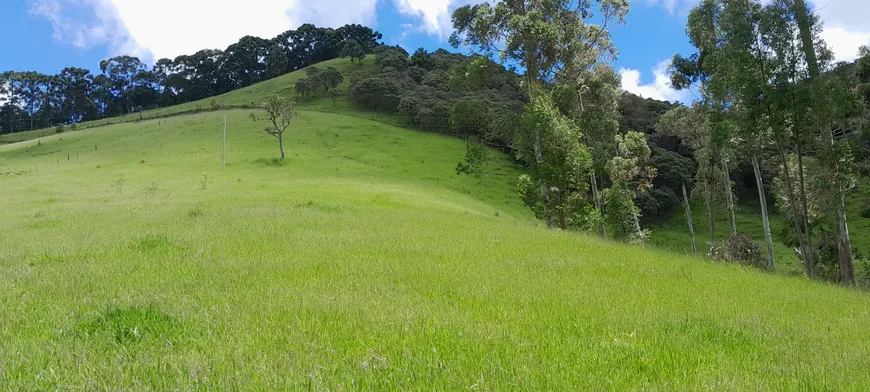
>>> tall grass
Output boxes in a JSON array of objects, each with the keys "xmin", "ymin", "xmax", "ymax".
[{"xmin": 2, "ymin": 110, "xmax": 870, "ymax": 390}]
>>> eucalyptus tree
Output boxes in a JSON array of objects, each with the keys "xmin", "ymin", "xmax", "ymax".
[
  {"xmin": 670, "ymin": 0, "xmax": 787, "ymax": 268},
  {"xmin": 789, "ymin": 0, "xmax": 862, "ymax": 285},
  {"xmin": 656, "ymin": 105, "xmax": 728, "ymax": 253},
  {"xmin": 605, "ymin": 131, "xmax": 655, "ymax": 243},
  {"xmin": 450, "ymin": 0, "xmax": 629, "ymax": 229}
]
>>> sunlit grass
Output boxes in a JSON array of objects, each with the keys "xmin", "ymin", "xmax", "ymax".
[{"xmin": 2, "ymin": 110, "xmax": 870, "ymax": 389}]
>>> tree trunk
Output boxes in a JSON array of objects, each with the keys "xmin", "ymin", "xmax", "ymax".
[
  {"xmin": 278, "ymin": 134, "xmax": 285, "ymax": 160},
  {"xmin": 752, "ymin": 154, "xmax": 775, "ymax": 270},
  {"xmin": 534, "ymin": 128, "xmax": 552, "ymax": 229},
  {"xmin": 557, "ymin": 190, "xmax": 567, "ymax": 230},
  {"xmin": 792, "ymin": 0, "xmax": 820, "ymax": 78},
  {"xmin": 591, "ymin": 172, "xmax": 606, "ymax": 239},
  {"xmin": 707, "ymin": 156, "xmax": 716, "ymax": 253},
  {"xmin": 796, "ymin": 150, "xmax": 815, "ymax": 275},
  {"xmin": 540, "ymin": 183, "xmax": 552, "ymax": 229},
  {"xmin": 775, "ymin": 139, "xmax": 813, "ymax": 278},
  {"xmin": 838, "ymin": 193, "xmax": 855, "ymax": 285},
  {"xmin": 682, "ymin": 182, "xmax": 696, "ymax": 254},
  {"xmin": 633, "ymin": 211, "xmax": 643, "ymax": 241},
  {"xmin": 722, "ymin": 155, "xmax": 737, "ymax": 237}
]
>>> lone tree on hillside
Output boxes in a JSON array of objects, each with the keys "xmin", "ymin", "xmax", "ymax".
[{"xmin": 251, "ymin": 94, "xmax": 296, "ymax": 160}]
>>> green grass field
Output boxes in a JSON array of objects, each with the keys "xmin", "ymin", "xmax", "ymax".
[
  {"xmin": 4, "ymin": 59, "xmax": 870, "ymax": 389},
  {"xmin": 3, "ymin": 107, "xmax": 870, "ymax": 389}
]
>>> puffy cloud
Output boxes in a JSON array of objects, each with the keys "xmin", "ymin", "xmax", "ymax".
[
  {"xmin": 812, "ymin": 0, "xmax": 870, "ymax": 62},
  {"xmin": 393, "ymin": 0, "xmax": 453, "ymax": 38},
  {"xmin": 619, "ymin": 59, "xmax": 690, "ymax": 103},
  {"xmin": 30, "ymin": 0, "xmax": 381, "ymax": 62},
  {"xmin": 28, "ymin": 0, "xmax": 148, "ymax": 59}
]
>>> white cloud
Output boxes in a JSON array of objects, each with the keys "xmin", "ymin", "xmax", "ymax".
[
  {"xmin": 30, "ymin": 0, "xmax": 381, "ymax": 62},
  {"xmin": 812, "ymin": 0, "xmax": 870, "ymax": 62},
  {"xmin": 642, "ymin": 0, "xmax": 700, "ymax": 16},
  {"xmin": 28, "ymin": 0, "xmax": 148, "ymax": 59},
  {"xmin": 393, "ymin": 0, "xmax": 454, "ymax": 38},
  {"xmin": 620, "ymin": 59, "xmax": 689, "ymax": 103}
]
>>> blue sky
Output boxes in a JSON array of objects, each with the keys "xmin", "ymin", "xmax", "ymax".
[{"xmin": 2, "ymin": 0, "xmax": 868, "ymax": 103}]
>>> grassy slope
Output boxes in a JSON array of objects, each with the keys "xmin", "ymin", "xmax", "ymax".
[
  {"xmin": 2, "ymin": 108, "xmax": 870, "ymax": 389},
  {"xmin": 3, "ymin": 54, "xmax": 866, "ymax": 276}
]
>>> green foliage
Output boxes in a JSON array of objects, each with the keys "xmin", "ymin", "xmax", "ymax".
[
  {"xmin": 340, "ymin": 39, "xmax": 367, "ymax": 64},
  {"xmin": 325, "ymin": 89, "xmax": 342, "ymax": 109},
  {"xmin": 374, "ymin": 46, "xmax": 409, "ymax": 70},
  {"xmin": 643, "ymin": 149, "xmax": 695, "ymax": 219},
  {"xmin": 861, "ymin": 200, "xmax": 870, "ymax": 219},
  {"xmin": 605, "ymin": 131, "xmax": 655, "ymax": 244},
  {"xmin": 55, "ymin": 124, "xmax": 65, "ymax": 134},
  {"xmin": 515, "ymin": 95, "xmax": 594, "ymax": 229},
  {"xmin": 346, "ymin": 49, "xmax": 524, "ymax": 147},
  {"xmin": 351, "ymin": 77, "xmax": 403, "ymax": 111},
  {"xmin": 295, "ymin": 78, "xmax": 316, "ymax": 98},
  {"xmin": 455, "ymin": 138, "xmax": 488, "ymax": 176},
  {"xmin": 605, "ymin": 182, "xmax": 647, "ymax": 244},
  {"xmin": 318, "ymin": 67, "xmax": 344, "ymax": 92}
]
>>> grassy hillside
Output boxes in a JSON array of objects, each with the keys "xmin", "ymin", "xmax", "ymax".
[
  {"xmin": 3, "ymin": 53, "xmax": 866, "ymax": 280},
  {"xmin": 2, "ymin": 109, "xmax": 870, "ymax": 389}
]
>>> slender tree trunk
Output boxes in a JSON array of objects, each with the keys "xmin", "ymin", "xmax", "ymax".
[
  {"xmin": 278, "ymin": 134, "xmax": 285, "ymax": 160},
  {"xmin": 796, "ymin": 150, "xmax": 815, "ymax": 274},
  {"xmin": 838, "ymin": 192, "xmax": 855, "ymax": 284},
  {"xmin": 775, "ymin": 138, "xmax": 813, "ymax": 278},
  {"xmin": 706, "ymin": 191, "xmax": 715, "ymax": 254},
  {"xmin": 534, "ymin": 129, "xmax": 552, "ymax": 229},
  {"xmin": 707, "ymin": 156, "xmax": 717, "ymax": 253},
  {"xmin": 722, "ymin": 155, "xmax": 737, "ymax": 237},
  {"xmin": 540, "ymin": 183, "xmax": 552, "ymax": 228},
  {"xmin": 752, "ymin": 154, "xmax": 776, "ymax": 270},
  {"xmin": 633, "ymin": 212, "xmax": 643, "ymax": 241},
  {"xmin": 591, "ymin": 172, "xmax": 606, "ymax": 239},
  {"xmin": 557, "ymin": 190, "xmax": 567, "ymax": 230},
  {"xmin": 526, "ymin": 61, "xmax": 551, "ymax": 229},
  {"xmin": 682, "ymin": 182, "xmax": 696, "ymax": 254}
]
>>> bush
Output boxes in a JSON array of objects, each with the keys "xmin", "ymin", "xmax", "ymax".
[
  {"xmin": 55, "ymin": 124, "xmax": 65, "ymax": 134},
  {"xmin": 712, "ymin": 235, "xmax": 766, "ymax": 269}
]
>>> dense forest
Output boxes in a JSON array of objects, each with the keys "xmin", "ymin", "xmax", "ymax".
[{"xmin": 3, "ymin": 0, "xmax": 870, "ymax": 286}]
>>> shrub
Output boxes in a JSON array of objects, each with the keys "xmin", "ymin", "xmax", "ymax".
[
  {"xmin": 55, "ymin": 124, "xmax": 65, "ymax": 134},
  {"xmin": 860, "ymin": 200, "xmax": 870, "ymax": 218},
  {"xmin": 712, "ymin": 235, "xmax": 766, "ymax": 269}
]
